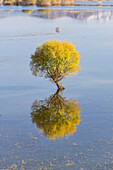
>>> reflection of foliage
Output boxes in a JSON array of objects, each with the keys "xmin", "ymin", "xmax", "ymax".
[
  {"xmin": 22, "ymin": 10, "xmax": 34, "ymax": 14},
  {"xmin": 69, "ymin": 10, "xmax": 80, "ymax": 13},
  {"xmin": 38, "ymin": 9, "xmax": 52, "ymax": 14},
  {"xmin": 30, "ymin": 40, "xmax": 80, "ymax": 90},
  {"xmin": 31, "ymin": 90, "xmax": 81, "ymax": 140},
  {"xmin": 37, "ymin": 9, "xmax": 60, "ymax": 14},
  {"xmin": 5, "ymin": 10, "xmax": 14, "ymax": 12}
]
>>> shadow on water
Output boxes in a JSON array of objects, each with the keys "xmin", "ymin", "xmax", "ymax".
[{"xmin": 30, "ymin": 89, "xmax": 81, "ymax": 140}]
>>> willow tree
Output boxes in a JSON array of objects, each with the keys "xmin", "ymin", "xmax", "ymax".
[
  {"xmin": 30, "ymin": 40, "xmax": 80, "ymax": 90},
  {"xmin": 31, "ymin": 90, "xmax": 81, "ymax": 140}
]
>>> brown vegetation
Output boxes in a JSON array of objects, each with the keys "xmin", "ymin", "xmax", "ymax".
[
  {"xmin": 22, "ymin": 0, "xmax": 36, "ymax": 6},
  {"xmin": 3, "ymin": 0, "xmax": 74, "ymax": 6},
  {"xmin": 36, "ymin": 0, "xmax": 74, "ymax": 6},
  {"xmin": 3, "ymin": 0, "xmax": 14, "ymax": 5}
]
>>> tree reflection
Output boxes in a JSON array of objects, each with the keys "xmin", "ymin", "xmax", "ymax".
[
  {"xmin": 31, "ymin": 90, "xmax": 81, "ymax": 140},
  {"xmin": 38, "ymin": 9, "xmax": 52, "ymax": 14},
  {"xmin": 22, "ymin": 10, "xmax": 34, "ymax": 14}
]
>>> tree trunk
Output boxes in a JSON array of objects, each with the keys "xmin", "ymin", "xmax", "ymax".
[{"xmin": 55, "ymin": 81, "xmax": 65, "ymax": 90}]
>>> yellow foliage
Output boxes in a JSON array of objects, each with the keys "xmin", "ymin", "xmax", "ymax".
[
  {"xmin": 30, "ymin": 40, "xmax": 80, "ymax": 89},
  {"xmin": 69, "ymin": 11, "xmax": 80, "ymax": 13}
]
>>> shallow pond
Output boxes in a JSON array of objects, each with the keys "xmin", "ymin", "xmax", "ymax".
[{"xmin": 0, "ymin": 6, "xmax": 113, "ymax": 170}]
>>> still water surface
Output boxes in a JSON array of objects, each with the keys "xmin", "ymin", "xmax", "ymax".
[{"xmin": 0, "ymin": 7, "xmax": 113, "ymax": 169}]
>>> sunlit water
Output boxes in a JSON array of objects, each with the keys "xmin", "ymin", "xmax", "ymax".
[{"xmin": 0, "ymin": 7, "xmax": 113, "ymax": 169}]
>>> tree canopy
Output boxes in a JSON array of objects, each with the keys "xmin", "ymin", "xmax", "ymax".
[
  {"xmin": 31, "ymin": 90, "xmax": 81, "ymax": 140},
  {"xmin": 30, "ymin": 39, "xmax": 80, "ymax": 90}
]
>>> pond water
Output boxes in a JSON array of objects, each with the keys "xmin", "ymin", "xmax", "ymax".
[
  {"xmin": 0, "ymin": 6, "xmax": 113, "ymax": 170},
  {"xmin": 74, "ymin": 1, "xmax": 113, "ymax": 5}
]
